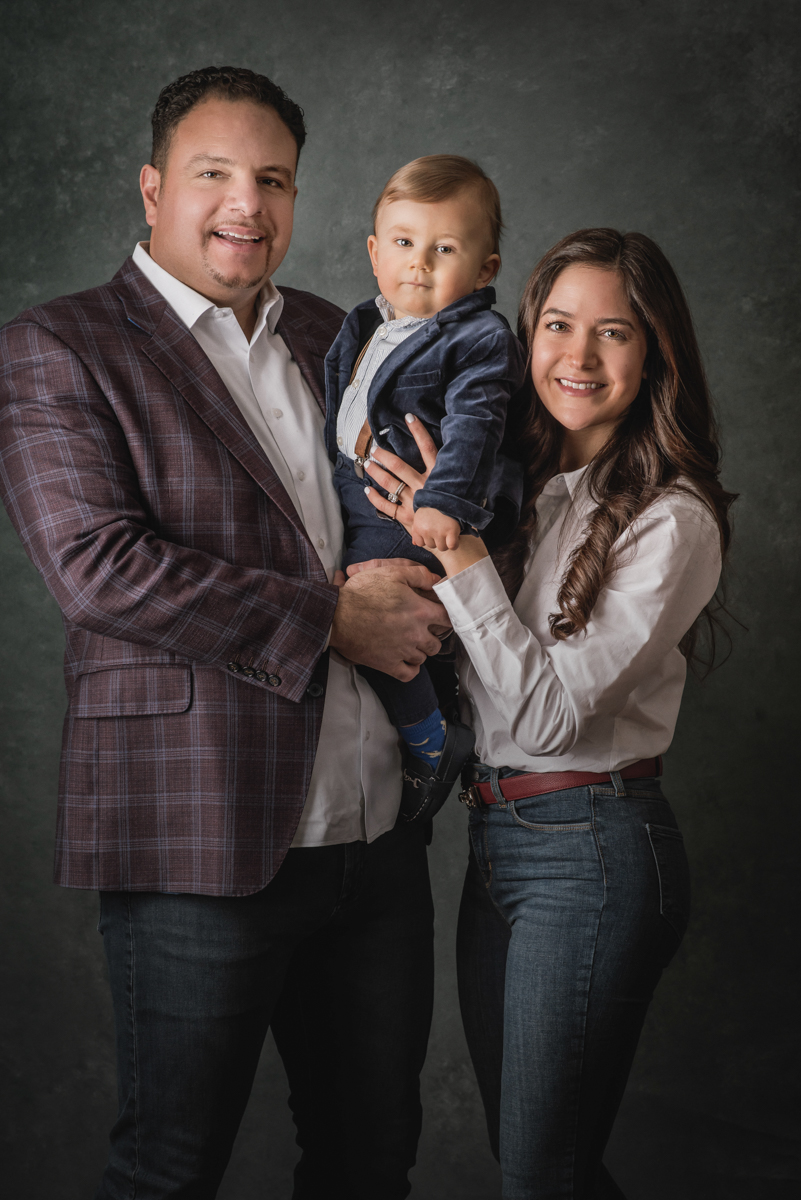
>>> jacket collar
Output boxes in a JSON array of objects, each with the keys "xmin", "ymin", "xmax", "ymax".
[{"xmin": 110, "ymin": 258, "xmax": 309, "ymax": 538}]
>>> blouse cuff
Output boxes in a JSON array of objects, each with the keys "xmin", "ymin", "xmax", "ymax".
[{"xmin": 433, "ymin": 556, "xmax": 511, "ymax": 631}]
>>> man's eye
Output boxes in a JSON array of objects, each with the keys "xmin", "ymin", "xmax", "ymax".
[
  {"xmin": 201, "ymin": 171, "xmax": 222, "ymax": 179},
  {"xmin": 259, "ymin": 177, "xmax": 282, "ymax": 188}
]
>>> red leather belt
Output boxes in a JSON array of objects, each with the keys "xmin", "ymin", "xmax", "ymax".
[{"xmin": 458, "ymin": 757, "xmax": 662, "ymax": 809}]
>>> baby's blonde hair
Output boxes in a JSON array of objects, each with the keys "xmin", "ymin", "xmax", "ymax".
[{"xmin": 372, "ymin": 155, "xmax": 503, "ymax": 259}]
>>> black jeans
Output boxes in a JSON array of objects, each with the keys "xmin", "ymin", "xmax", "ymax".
[{"xmin": 96, "ymin": 822, "xmax": 435, "ymax": 1200}]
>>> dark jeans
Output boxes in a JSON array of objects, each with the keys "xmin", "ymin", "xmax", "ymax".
[
  {"xmin": 457, "ymin": 775, "xmax": 690, "ymax": 1199},
  {"xmin": 96, "ymin": 822, "xmax": 435, "ymax": 1200}
]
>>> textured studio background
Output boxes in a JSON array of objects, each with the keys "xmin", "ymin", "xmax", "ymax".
[{"xmin": 1, "ymin": 1, "xmax": 800, "ymax": 1196}]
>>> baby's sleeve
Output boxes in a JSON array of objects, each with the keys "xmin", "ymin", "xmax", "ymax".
[{"xmin": 412, "ymin": 326, "xmax": 526, "ymax": 531}]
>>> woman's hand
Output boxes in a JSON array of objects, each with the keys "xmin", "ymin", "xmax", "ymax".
[{"xmin": 363, "ymin": 414, "xmax": 490, "ymax": 578}]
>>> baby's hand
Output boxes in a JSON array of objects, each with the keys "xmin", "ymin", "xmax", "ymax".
[{"xmin": 412, "ymin": 507, "xmax": 461, "ymax": 552}]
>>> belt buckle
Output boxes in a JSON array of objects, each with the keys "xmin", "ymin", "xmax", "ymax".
[{"xmin": 458, "ymin": 784, "xmax": 482, "ymax": 809}]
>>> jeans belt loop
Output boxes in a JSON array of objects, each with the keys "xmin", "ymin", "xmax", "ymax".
[
  {"xmin": 609, "ymin": 769, "xmax": 626, "ymax": 797},
  {"xmin": 489, "ymin": 767, "xmax": 507, "ymax": 807}
]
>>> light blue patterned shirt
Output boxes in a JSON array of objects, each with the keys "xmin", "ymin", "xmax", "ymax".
[{"xmin": 335, "ymin": 296, "xmax": 429, "ymax": 460}]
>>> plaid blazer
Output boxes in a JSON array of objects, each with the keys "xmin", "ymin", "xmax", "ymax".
[{"xmin": 0, "ymin": 258, "xmax": 347, "ymax": 895}]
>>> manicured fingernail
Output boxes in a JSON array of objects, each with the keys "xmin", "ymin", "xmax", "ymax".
[
  {"xmin": 405, "ymin": 413, "xmax": 415, "ymax": 423},
  {"xmin": 364, "ymin": 486, "xmax": 371, "ymax": 494}
]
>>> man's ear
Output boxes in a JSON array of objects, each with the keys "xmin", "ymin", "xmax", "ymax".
[
  {"xmin": 140, "ymin": 164, "xmax": 162, "ymax": 229},
  {"xmin": 367, "ymin": 234, "xmax": 379, "ymax": 278}
]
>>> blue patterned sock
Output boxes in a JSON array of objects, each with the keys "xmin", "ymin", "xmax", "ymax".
[{"xmin": 399, "ymin": 709, "xmax": 447, "ymax": 766}]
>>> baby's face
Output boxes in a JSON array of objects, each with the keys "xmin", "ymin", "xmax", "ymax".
[{"xmin": 368, "ymin": 192, "xmax": 499, "ymax": 319}]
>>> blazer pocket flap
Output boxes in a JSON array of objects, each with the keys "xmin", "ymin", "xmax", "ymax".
[{"xmin": 72, "ymin": 666, "xmax": 192, "ymax": 717}]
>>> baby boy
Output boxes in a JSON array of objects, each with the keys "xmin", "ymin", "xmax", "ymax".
[{"xmin": 324, "ymin": 155, "xmax": 526, "ymax": 816}]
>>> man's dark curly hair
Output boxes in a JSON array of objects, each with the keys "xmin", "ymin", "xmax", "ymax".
[{"xmin": 151, "ymin": 66, "xmax": 306, "ymax": 173}]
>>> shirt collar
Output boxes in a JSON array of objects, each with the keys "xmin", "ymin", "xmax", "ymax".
[
  {"xmin": 541, "ymin": 464, "xmax": 588, "ymax": 500},
  {"xmin": 132, "ymin": 241, "xmax": 284, "ymax": 337},
  {"xmin": 375, "ymin": 294, "xmax": 429, "ymax": 327}
]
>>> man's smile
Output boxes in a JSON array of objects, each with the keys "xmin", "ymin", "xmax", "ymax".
[{"xmin": 212, "ymin": 225, "xmax": 267, "ymax": 246}]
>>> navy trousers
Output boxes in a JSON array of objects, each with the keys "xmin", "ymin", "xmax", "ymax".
[
  {"xmin": 96, "ymin": 822, "xmax": 435, "ymax": 1199},
  {"xmin": 334, "ymin": 453, "xmax": 442, "ymax": 725}
]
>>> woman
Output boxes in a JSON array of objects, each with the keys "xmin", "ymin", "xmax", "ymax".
[{"xmin": 360, "ymin": 228, "xmax": 735, "ymax": 1198}]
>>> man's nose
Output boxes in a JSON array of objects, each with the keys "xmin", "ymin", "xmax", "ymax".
[{"xmin": 225, "ymin": 174, "xmax": 265, "ymax": 217}]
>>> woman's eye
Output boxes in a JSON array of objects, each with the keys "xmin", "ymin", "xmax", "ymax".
[
  {"xmin": 546, "ymin": 321, "xmax": 568, "ymax": 332},
  {"xmin": 601, "ymin": 328, "xmax": 625, "ymax": 340}
]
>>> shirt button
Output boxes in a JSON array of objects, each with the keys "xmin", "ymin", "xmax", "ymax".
[
  {"xmin": 337, "ymin": 436, "xmax": 343, "ymax": 446},
  {"xmin": 317, "ymin": 538, "xmax": 325, "ymax": 549},
  {"xmin": 297, "ymin": 470, "xmax": 305, "ymax": 481},
  {"xmin": 306, "ymin": 682, "xmax": 324, "ymax": 699},
  {"xmin": 378, "ymin": 327, "xmax": 387, "ymax": 338},
  {"xmin": 353, "ymin": 379, "xmax": 360, "ymax": 389},
  {"xmin": 273, "ymin": 408, "xmax": 283, "ymax": 419}
]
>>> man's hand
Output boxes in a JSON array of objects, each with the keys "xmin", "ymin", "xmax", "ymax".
[
  {"xmin": 330, "ymin": 562, "xmax": 450, "ymax": 681},
  {"xmin": 412, "ymin": 507, "xmax": 461, "ymax": 551}
]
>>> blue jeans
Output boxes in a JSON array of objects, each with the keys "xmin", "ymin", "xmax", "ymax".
[
  {"xmin": 456, "ymin": 774, "xmax": 690, "ymax": 1199},
  {"xmin": 95, "ymin": 822, "xmax": 434, "ymax": 1199}
]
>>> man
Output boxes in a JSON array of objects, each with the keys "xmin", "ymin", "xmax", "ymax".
[{"xmin": 0, "ymin": 66, "xmax": 449, "ymax": 1199}]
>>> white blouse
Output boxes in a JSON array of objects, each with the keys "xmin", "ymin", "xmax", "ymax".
[{"xmin": 433, "ymin": 466, "xmax": 722, "ymax": 773}]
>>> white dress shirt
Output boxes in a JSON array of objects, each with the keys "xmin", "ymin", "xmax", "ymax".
[
  {"xmin": 336, "ymin": 296, "xmax": 429, "ymax": 459},
  {"xmin": 132, "ymin": 243, "xmax": 401, "ymax": 845},
  {"xmin": 434, "ymin": 465, "xmax": 722, "ymax": 773}
]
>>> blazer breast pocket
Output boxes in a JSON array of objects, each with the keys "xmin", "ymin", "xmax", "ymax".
[
  {"xmin": 71, "ymin": 665, "xmax": 193, "ymax": 717},
  {"xmin": 392, "ymin": 370, "xmax": 442, "ymax": 391}
]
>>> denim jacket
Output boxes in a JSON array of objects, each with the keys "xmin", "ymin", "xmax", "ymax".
[{"xmin": 324, "ymin": 287, "xmax": 527, "ymax": 537}]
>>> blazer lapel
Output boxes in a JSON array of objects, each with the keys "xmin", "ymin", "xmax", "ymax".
[
  {"xmin": 275, "ymin": 302, "xmax": 328, "ymax": 416},
  {"xmin": 112, "ymin": 262, "xmax": 308, "ymax": 539}
]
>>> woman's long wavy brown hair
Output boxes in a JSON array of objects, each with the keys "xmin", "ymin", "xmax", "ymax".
[{"xmin": 494, "ymin": 228, "xmax": 737, "ymax": 670}]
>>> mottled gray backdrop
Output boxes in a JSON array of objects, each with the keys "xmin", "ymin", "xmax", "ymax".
[{"xmin": 1, "ymin": 1, "xmax": 799, "ymax": 1196}]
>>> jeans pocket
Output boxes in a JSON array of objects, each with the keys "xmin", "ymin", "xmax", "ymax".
[{"xmin": 647, "ymin": 823, "xmax": 691, "ymax": 946}]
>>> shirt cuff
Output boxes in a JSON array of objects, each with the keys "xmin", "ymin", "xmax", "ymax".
[{"xmin": 433, "ymin": 557, "xmax": 511, "ymax": 631}]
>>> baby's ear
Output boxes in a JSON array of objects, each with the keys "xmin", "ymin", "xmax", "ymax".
[{"xmin": 367, "ymin": 234, "xmax": 380, "ymax": 276}]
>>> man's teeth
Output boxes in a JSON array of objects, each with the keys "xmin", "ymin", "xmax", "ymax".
[
  {"xmin": 558, "ymin": 379, "xmax": 603, "ymax": 391},
  {"xmin": 215, "ymin": 231, "xmax": 262, "ymax": 243}
]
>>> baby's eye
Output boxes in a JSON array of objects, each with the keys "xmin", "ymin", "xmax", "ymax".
[
  {"xmin": 436, "ymin": 245, "xmax": 455, "ymax": 254},
  {"xmin": 395, "ymin": 238, "xmax": 413, "ymax": 248}
]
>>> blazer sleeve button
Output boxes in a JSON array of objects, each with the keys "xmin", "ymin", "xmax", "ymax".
[
  {"xmin": 242, "ymin": 666, "xmax": 255, "ymax": 677},
  {"xmin": 267, "ymin": 674, "xmax": 282, "ymax": 687},
  {"xmin": 306, "ymin": 682, "xmax": 324, "ymax": 699},
  {"xmin": 228, "ymin": 661, "xmax": 241, "ymax": 673},
  {"xmin": 255, "ymin": 670, "xmax": 267, "ymax": 682}
]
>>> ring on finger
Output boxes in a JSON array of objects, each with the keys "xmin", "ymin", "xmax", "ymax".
[{"xmin": 387, "ymin": 481, "xmax": 407, "ymax": 505}]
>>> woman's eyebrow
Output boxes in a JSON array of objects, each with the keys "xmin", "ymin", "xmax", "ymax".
[{"xmin": 543, "ymin": 306, "xmax": 636, "ymax": 329}]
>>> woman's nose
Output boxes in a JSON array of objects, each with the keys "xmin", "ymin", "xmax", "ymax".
[{"xmin": 565, "ymin": 334, "xmax": 598, "ymax": 369}]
